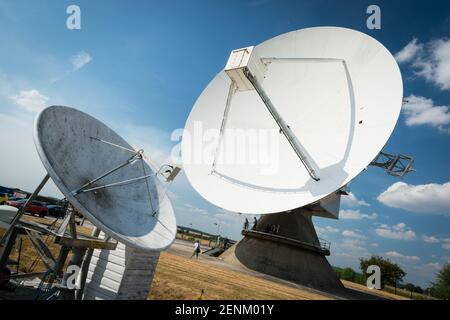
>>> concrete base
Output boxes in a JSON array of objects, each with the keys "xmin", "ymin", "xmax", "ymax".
[{"xmin": 221, "ymin": 208, "xmax": 344, "ymax": 292}]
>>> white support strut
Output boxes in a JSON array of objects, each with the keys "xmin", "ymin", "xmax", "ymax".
[
  {"xmin": 224, "ymin": 47, "xmax": 320, "ymax": 181},
  {"xmin": 244, "ymin": 71, "xmax": 320, "ymax": 181}
]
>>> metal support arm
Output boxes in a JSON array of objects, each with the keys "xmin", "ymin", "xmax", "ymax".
[
  {"xmin": 0, "ymin": 174, "xmax": 50, "ymax": 247},
  {"xmin": 245, "ymin": 71, "xmax": 320, "ymax": 181}
]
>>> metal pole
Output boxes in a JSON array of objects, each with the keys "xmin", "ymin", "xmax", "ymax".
[
  {"xmin": 68, "ymin": 211, "xmax": 77, "ymax": 239},
  {"xmin": 60, "ymin": 247, "xmax": 87, "ymax": 300},
  {"xmin": 211, "ymin": 82, "xmax": 235, "ymax": 173},
  {"xmin": 16, "ymin": 237, "xmax": 22, "ymax": 274},
  {"xmin": 261, "ymin": 57, "xmax": 344, "ymax": 64},
  {"xmin": 53, "ymin": 246, "xmax": 70, "ymax": 277},
  {"xmin": 41, "ymin": 246, "xmax": 70, "ymax": 294},
  {"xmin": 77, "ymin": 227, "xmax": 100, "ymax": 300},
  {"xmin": 71, "ymin": 152, "xmax": 141, "ymax": 196},
  {"xmin": 217, "ymin": 222, "xmax": 221, "ymax": 247},
  {"xmin": 0, "ymin": 228, "xmax": 19, "ymax": 273}
]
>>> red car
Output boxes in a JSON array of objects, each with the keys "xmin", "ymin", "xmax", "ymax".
[{"xmin": 6, "ymin": 199, "xmax": 49, "ymax": 217}]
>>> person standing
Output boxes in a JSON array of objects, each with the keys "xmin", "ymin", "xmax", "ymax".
[
  {"xmin": 244, "ymin": 218, "xmax": 249, "ymax": 230},
  {"xmin": 223, "ymin": 237, "xmax": 229, "ymax": 249},
  {"xmin": 191, "ymin": 240, "xmax": 201, "ymax": 259},
  {"xmin": 252, "ymin": 217, "xmax": 258, "ymax": 230}
]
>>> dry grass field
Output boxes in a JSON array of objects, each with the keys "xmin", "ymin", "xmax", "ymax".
[
  {"xmin": 149, "ymin": 252, "xmax": 330, "ymax": 300},
  {"xmin": 341, "ymin": 280, "xmax": 409, "ymax": 300},
  {"xmin": 1, "ymin": 215, "xmax": 410, "ymax": 300}
]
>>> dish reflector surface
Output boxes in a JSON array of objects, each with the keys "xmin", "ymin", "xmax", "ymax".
[
  {"xmin": 34, "ymin": 106, "xmax": 176, "ymax": 251},
  {"xmin": 182, "ymin": 27, "xmax": 403, "ymax": 214}
]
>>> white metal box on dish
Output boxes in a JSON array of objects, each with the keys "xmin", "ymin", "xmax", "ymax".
[{"xmin": 225, "ymin": 46, "xmax": 267, "ymax": 91}]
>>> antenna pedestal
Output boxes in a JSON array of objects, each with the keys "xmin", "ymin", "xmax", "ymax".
[
  {"xmin": 220, "ymin": 208, "xmax": 344, "ymax": 291},
  {"xmin": 83, "ymin": 237, "xmax": 160, "ymax": 300}
]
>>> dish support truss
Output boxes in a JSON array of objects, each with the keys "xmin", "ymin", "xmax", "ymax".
[
  {"xmin": 370, "ymin": 151, "xmax": 414, "ymax": 178},
  {"xmin": 0, "ymin": 174, "xmax": 117, "ymax": 300}
]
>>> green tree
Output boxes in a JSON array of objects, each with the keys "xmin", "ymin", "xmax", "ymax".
[
  {"xmin": 359, "ymin": 255, "xmax": 406, "ymax": 288},
  {"xmin": 339, "ymin": 267, "xmax": 356, "ymax": 281},
  {"xmin": 404, "ymin": 283, "xmax": 416, "ymax": 292},
  {"xmin": 404, "ymin": 283, "xmax": 424, "ymax": 297},
  {"xmin": 431, "ymin": 263, "xmax": 450, "ymax": 300}
]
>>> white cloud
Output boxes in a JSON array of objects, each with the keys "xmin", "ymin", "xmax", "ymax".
[
  {"xmin": 422, "ymin": 235, "xmax": 440, "ymax": 244},
  {"xmin": 0, "ymin": 112, "xmax": 62, "ymax": 197},
  {"xmin": 183, "ymin": 204, "xmax": 209, "ymax": 216},
  {"xmin": 342, "ymin": 230, "xmax": 367, "ymax": 240},
  {"xmin": 370, "ymin": 243, "xmax": 379, "ymax": 247},
  {"xmin": 442, "ymin": 239, "xmax": 450, "ymax": 250},
  {"xmin": 121, "ymin": 125, "xmax": 177, "ymax": 168},
  {"xmin": 51, "ymin": 51, "xmax": 93, "ymax": 83},
  {"xmin": 175, "ymin": 203, "xmax": 219, "ymax": 232},
  {"xmin": 407, "ymin": 262, "xmax": 445, "ymax": 287},
  {"xmin": 214, "ymin": 209, "xmax": 242, "ymax": 226},
  {"xmin": 9, "ymin": 89, "xmax": 49, "ymax": 113},
  {"xmin": 395, "ymin": 38, "xmax": 423, "ymax": 64},
  {"xmin": 340, "ymin": 192, "xmax": 370, "ymax": 208},
  {"xmin": 334, "ymin": 238, "xmax": 370, "ymax": 260},
  {"xmin": 215, "ymin": 208, "xmax": 241, "ymax": 219},
  {"xmin": 71, "ymin": 51, "xmax": 92, "ymax": 71},
  {"xmin": 396, "ymin": 38, "xmax": 450, "ymax": 90},
  {"xmin": 414, "ymin": 39, "xmax": 450, "ymax": 90},
  {"xmin": 385, "ymin": 251, "xmax": 420, "ymax": 263},
  {"xmin": 420, "ymin": 235, "xmax": 450, "ymax": 250},
  {"xmin": 316, "ymin": 225, "xmax": 339, "ymax": 236},
  {"xmin": 375, "ymin": 222, "xmax": 416, "ymax": 240},
  {"xmin": 339, "ymin": 209, "xmax": 377, "ymax": 220},
  {"xmin": 402, "ymin": 95, "xmax": 450, "ymax": 133},
  {"xmin": 325, "ymin": 226, "xmax": 339, "ymax": 233},
  {"xmin": 377, "ymin": 181, "xmax": 450, "ymax": 216},
  {"xmin": 424, "ymin": 262, "xmax": 442, "ymax": 270}
]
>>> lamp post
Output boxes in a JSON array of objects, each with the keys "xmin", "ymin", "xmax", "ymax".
[
  {"xmin": 213, "ymin": 222, "xmax": 221, "ymax": 247},
  {"xmin": 187, "ymin": 223, "xmax": 193, "ymax": 239}
]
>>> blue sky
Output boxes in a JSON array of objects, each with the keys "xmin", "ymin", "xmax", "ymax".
[{"xmin": 0, "ymin": 0, "xmax": 449, "ymax": 288}]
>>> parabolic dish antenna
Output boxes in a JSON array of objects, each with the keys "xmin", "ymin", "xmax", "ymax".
[
  {"xmin": 182, "ymin": 27, "xmax": 403, "ymax": 214},
  {"xmin": 34, "ymin": 106, "xmax": 176, "ymax": 251}
]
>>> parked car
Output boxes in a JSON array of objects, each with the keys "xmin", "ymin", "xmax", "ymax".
[
  {"xmin": 6, "ymin": 199, "xmax": 49, "ymax": 217},
  {"xmin": 7, "ymin": 196, "xmax": 25, "ymax": 202},
  {"xmin": 0, "ymin": 193, "xmax": 8, "ymax": 205},
  {"xmin": 5, "ymin": 199, "xmax": 26, "ymax": 207},
  {"xmin": 47, "ymin": 205, "xmax": 65, "ymax": 218}
]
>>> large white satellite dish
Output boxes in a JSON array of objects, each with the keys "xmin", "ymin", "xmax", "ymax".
[
  {"xmin": 34, "ymin": 106, "xmax": 177, "ymax": 251},
  {"xmin": 182, "ymin": 27, "xmax": 403, "ymax": 214}
]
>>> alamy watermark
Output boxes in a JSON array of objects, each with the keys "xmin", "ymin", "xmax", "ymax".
[
  {"xmin": 171, "ymin": 122, "xmax": 282, "ymax": 176},
  {"xmin": 66, "ymin": 265, "xmax": 81, "ymax": 290},
  {"xmin": 366, "ymin": 265, "xmax": 381, "ymax": 289},
  {"xmin": 66, "ymin": 5, "xmax": 81, "ymax": 30},
  {"xmin": 366, "ymin": 5, "xmax": 381, "ymax": 30}
]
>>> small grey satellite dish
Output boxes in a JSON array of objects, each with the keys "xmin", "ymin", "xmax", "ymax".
[
  {"xmin": 182, "ymin": 27, "xmax": 403, "ymax": 214},
  {"xmin": 34, "ymin": 106, "xmax": 176, "ymax": 251}
]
